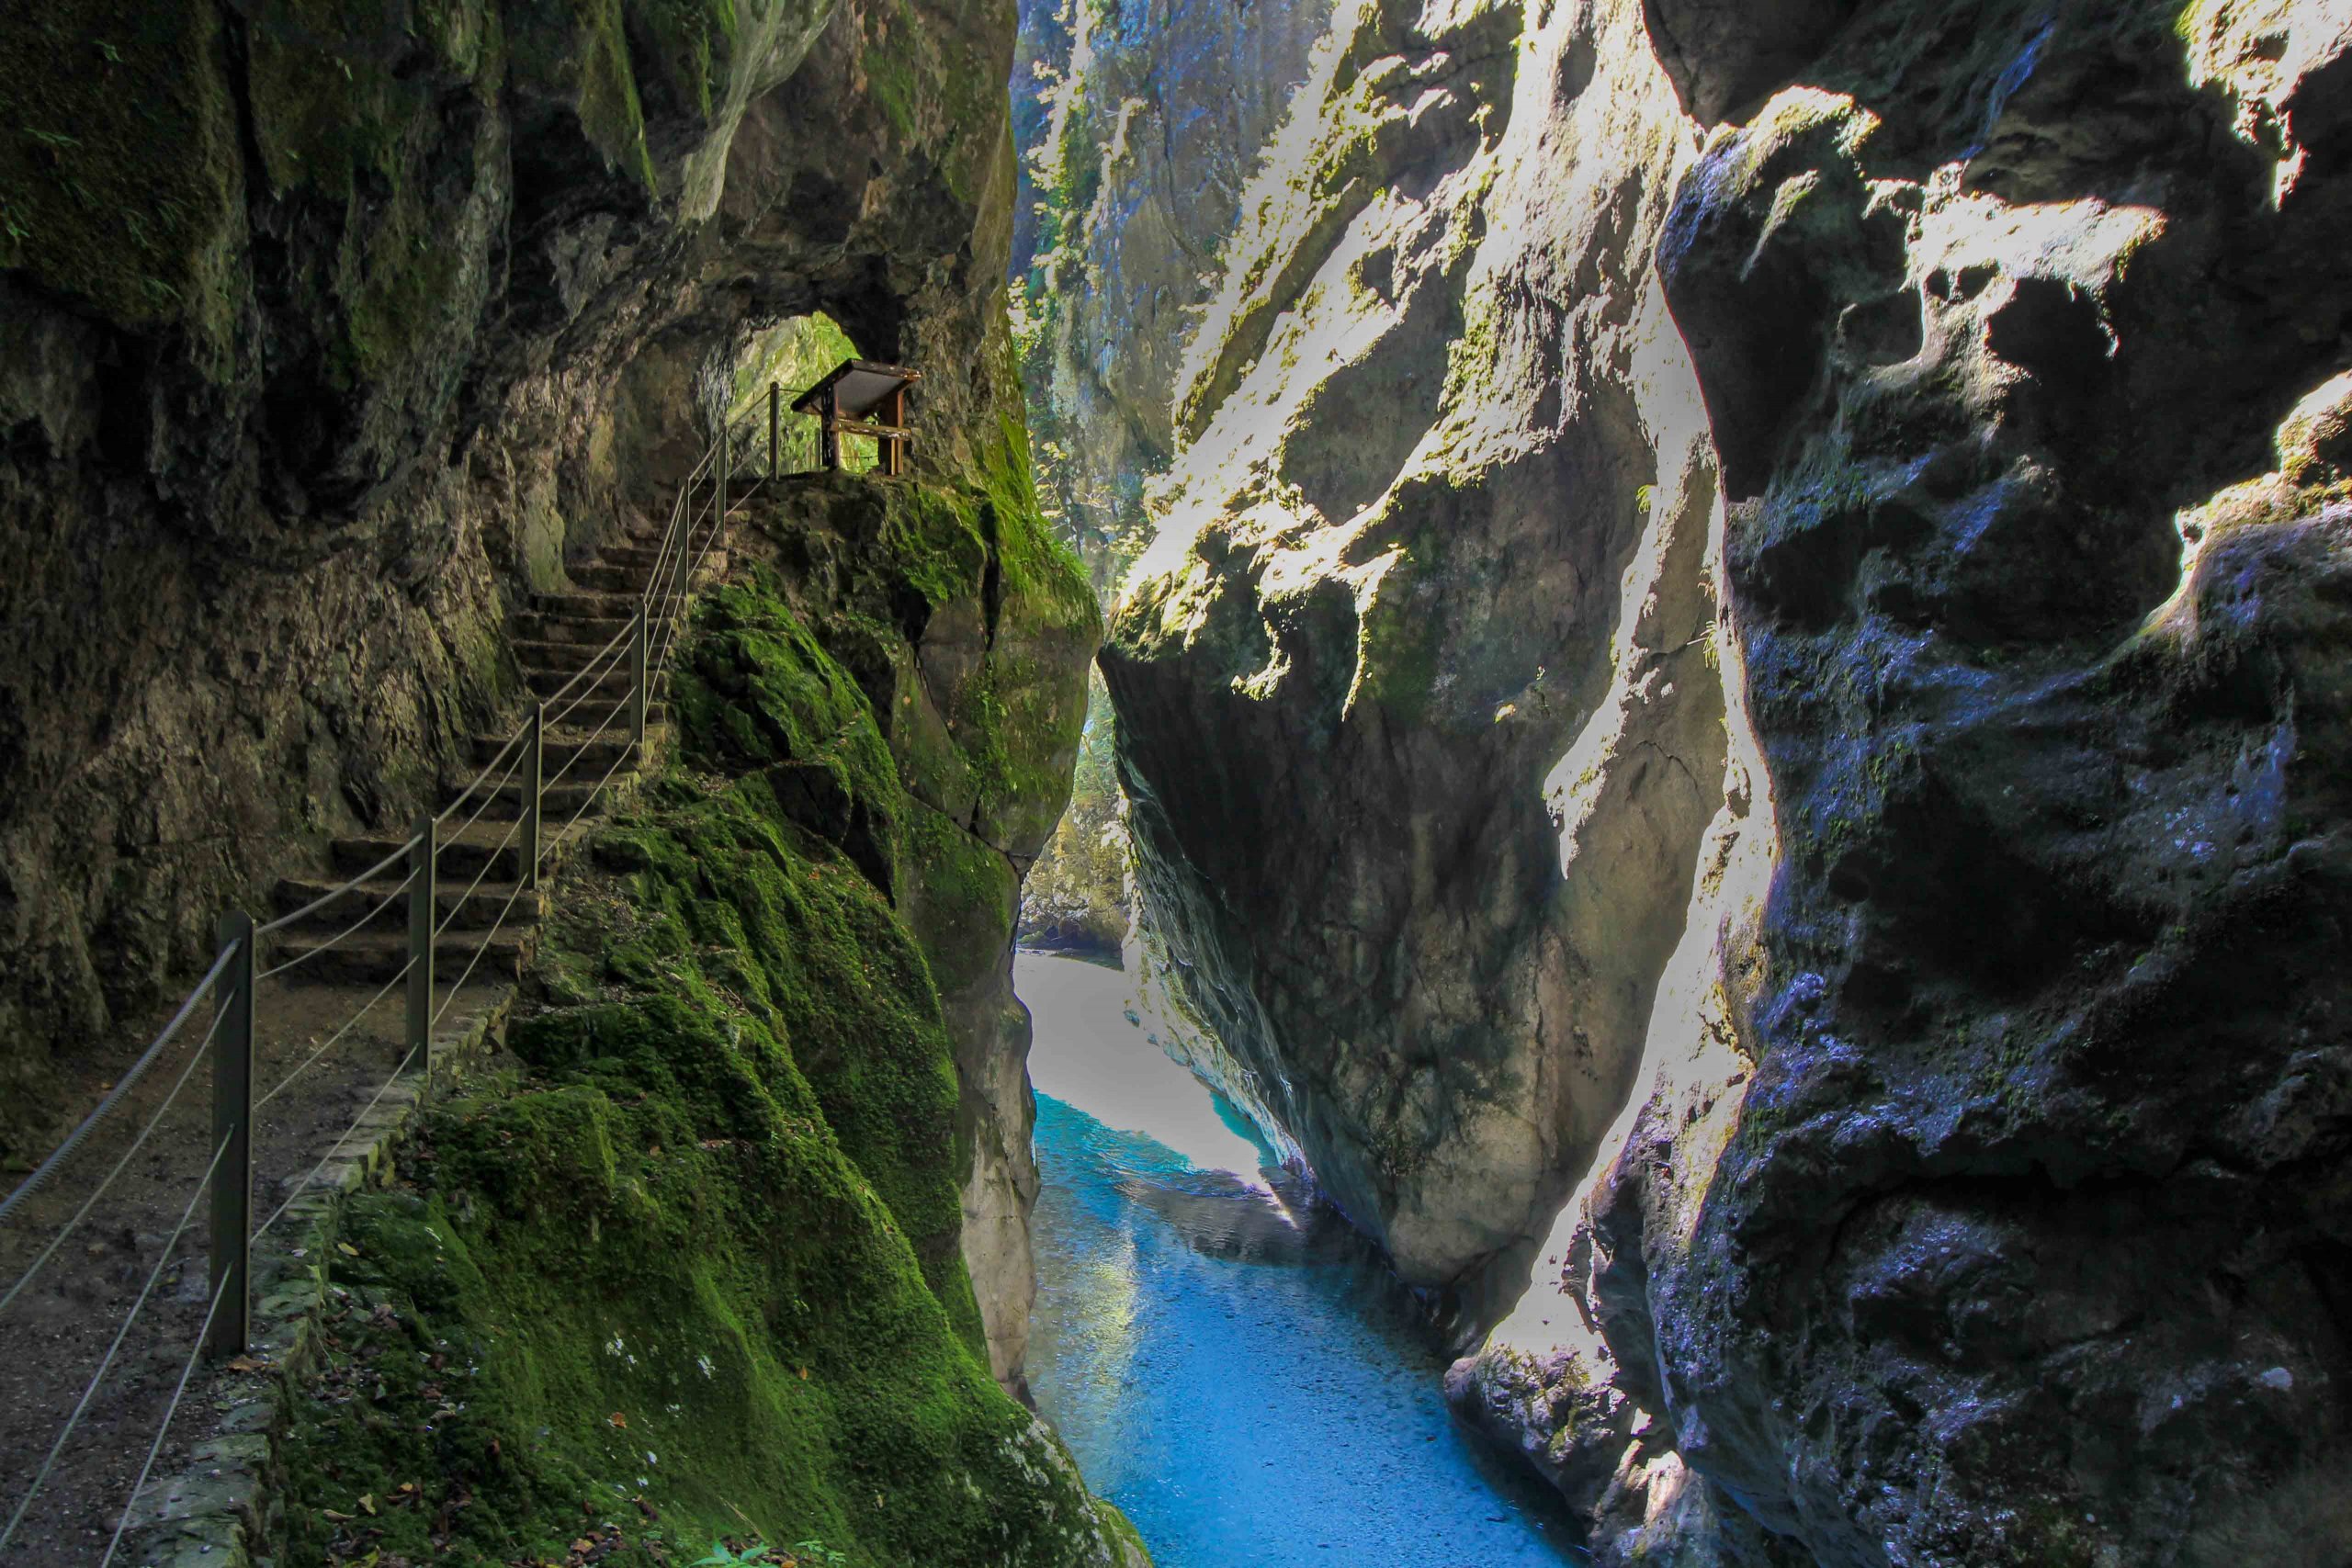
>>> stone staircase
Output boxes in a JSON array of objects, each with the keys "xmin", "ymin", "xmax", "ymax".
[{"xmin": 262, "ymin": 518, "xmax": 729, "ymax": 983}]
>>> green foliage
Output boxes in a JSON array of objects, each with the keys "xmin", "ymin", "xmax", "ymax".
[{"xmin": 275, "ymin": 560, "xmax": 1136, "ymax": 1568}]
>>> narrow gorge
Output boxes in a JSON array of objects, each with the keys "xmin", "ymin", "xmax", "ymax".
[{"xmin": 0, "ymin": 0, "xmax": 2346, "ymax": 1564}]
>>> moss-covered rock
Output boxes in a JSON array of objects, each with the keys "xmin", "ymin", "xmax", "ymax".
[{"xmin": 276, "ymin": 559, "xmax": 1136, "ymax": 1568}]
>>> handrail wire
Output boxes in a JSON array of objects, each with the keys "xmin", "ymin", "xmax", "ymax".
[
  {"xmin": 434, "ymin": 724, "xmax": 526, "ymax": 830},
  {"xmin": 540, "ymin": 613, "xmax": 640, "ymax": 728},
  {"xmin": 543, "ymin": 637, "xmax": 633, "ymax": 738},
  {"xmin": 542, "ymin": 696, "xmax": 626, "ymax": 795},
  {"xmin": 257, "ymin": 836, "xmax": 418, "ymax": 938},
  {"xmin": 254, "ymin": 1039, "xmax": 420, "ymax": 1244},
  {"xmin": 97, "ymin": 1269, "xmax": 234, "ymax": 1568},
  {"xmin": 557, "ymin": 718, "xmax": 642, "ymax": 842},
  {"xmin": 650, "ymin": 496, "xmax": 721, "ymax": 677},
  {"xmin": 431, "ymin": 873, "xmax": 534, "ymax": 1030},
  {"xmin": 0, "ymin": 941, "xmax": 239, "ymax": 1228},
  {"xmin": 433, "ymin": 810, "xmax": 525, "ymax": 941},
  {"xmin": 0, "ymin": 1007, "xmax": 222, "ymax": 1320},
  {"xmin": 653, "ymin": 500, "xmax": 730, "ymax": 683},
  {"xmin": 436, "ymin": 725, "xmax": 529, "ymax": 850},
  {"xmin": 254, "ymin": 960, "xmax": 413, "ymax": 1115},
  {"xmin": 255, "ymin": 868, "xmax": 416, "ymax": 982},
  {"xmin": 0, "ymin": 1131, "xmax": 234, "ymax": 1553}
]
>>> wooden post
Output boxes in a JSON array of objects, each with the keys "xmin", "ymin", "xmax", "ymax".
[
  {"xmin": 405, "ymin": 813, "xmax": 435, "ymax": 1069},
  {"xmin": 820, "ymin": 389, "xmax": 841, "ymax": 471},
  {"xmin": 884, "ymin": 385, "xmax": 905, "ymax": 476},
  {"xmin": 205, "ymin": 909, "xmax": 254, "ymax": 1359}
]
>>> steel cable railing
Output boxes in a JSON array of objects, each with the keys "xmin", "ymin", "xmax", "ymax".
[
  {"xmin": 435, "ymin": 812, "xmax": 525, "ymax": 942},
  {"xmin": 542, "ymin": 615, "xmax": 640, "ymax": 733},
  {"xmin": 0, "ymin": 1006, "xmax": 221, "ymax": 1320},
  {"xmin": 253, "ymin": 959, "xmax": 411, "ymax": 1114},
  {"xmin": 543, "ymin": 689, "xmax": 628, "ymax": 796},
  {"xmin": 435, "ymin": 725, "xmax": 531, "ymax": 852},
  {"xmin": 0, "ymin": 1131, "xmax": 235, "ymax": 1552},
  {"xmin": 257, "ymin": 838, "xmax": 415, "ymax": 940},
  {"xmin": 254, "ymin": 1039, "xmax": 422, "ymax": 1245},
  {"xmin": 0, "ymin": 406, "xmax": 781, "ymax": 1558},
  {"xmin": 0, "ymin": 942, "xmax": 239, "ymax": 1228},
  {"xmin": 100, "ymin": 1269, "xmax": 235, "ymax": 1568},
  {"xmin": 435, "ymin": 724, "xmax": 527, "ymax": 834},
  {"xmin": 256, "ymin": 871, "xmax": 413, "ymax": 983},
  {"xmin": 433, "ymin": 874, "xmax": 533, "ymax": 1030}
]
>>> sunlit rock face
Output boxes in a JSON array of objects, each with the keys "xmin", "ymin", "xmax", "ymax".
[
  {"xmin": 1107, "ymin": 0, "xmax": 2352, "ymax": 1558},
  {"xmin": 1008, "ymin": 0, "xmax": 1337, "ymax": 960},
  {"xmin": 1589, "ymin": 2, "xmax": 2352, "ymax": 1562},
  {"xmin": 1011, "ymin": 0, "xmax": 1337, "ymax": 561},
  {"xmin": 0, "ymin": 0, "xmax": 1080, "ymax": 1393},
  {"xmin": 1102, "ymin": 0, "xmax": 1733, "ymax": 1332}
]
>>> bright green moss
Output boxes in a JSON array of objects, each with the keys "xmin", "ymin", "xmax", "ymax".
[{"xmin": 276, "ymin": 559, "xmax": 1136, "ymax": 1567}]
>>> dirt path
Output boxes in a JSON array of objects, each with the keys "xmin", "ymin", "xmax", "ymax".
[{"xmin": 0, "ymin": 967, "xmax": 512, "ymax": 1566}]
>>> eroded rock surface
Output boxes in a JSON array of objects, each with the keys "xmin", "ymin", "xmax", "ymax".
[
  {"xmin": 0, "ymin": 0, "xmax": 1078, "ymax": 1392},
  {"xmin": 1590, "ymin": 2, "xmax": 2352, "ymax": 1562},
  {"xmin": 1102, "ymin": 0, "xmax": 2352, "ymax": 1560},
  {"xmin": 1008, "ymin": 0, "xmax": 1337, "ymax": 955},
  {"xmin": 1102, "ymin": 0, "xmax": 1729, "ymax": 1328}
]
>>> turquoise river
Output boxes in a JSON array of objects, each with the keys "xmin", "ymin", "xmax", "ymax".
[{"xmin": 1017, "ymin": 952, "xmax": 1579, "ymax": 1567}]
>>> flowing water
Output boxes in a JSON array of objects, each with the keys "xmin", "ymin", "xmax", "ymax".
[{"xmin": 1018, "ymin": 952, "xmax": 1579, "ymax": 1567}]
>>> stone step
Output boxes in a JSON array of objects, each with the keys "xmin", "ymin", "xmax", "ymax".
[
  {"xmin": 545, "ymin": 697, "xmax": 670, "ymax": 736},
  {"xmin": 437, "ymin": 774, "xmax": 611, "ymax": 824},
  {"xmin": 270, "ymin": 875, "xmax": 545, "ymax": 938},
  {"xmin": 524, "ymin": 661, "xmax": 634, "ymax": 701},
  {"xmin": 569, "ymin": 562, "xmax": 645, "ymax": 595},
  {"xmin": 265, "ymin": 926, "xmax": 531, "ymax": 987},
  {"xmin": 510, "ymin": 637, "xmax": 634, "ymax": 674},
  {"xmin": 333, "ymin": 820, "xmax": 533, "ymax": 883},
  {"xmin": 469, "ymin": 728, "xmax": 658, "ymax": 771},
  {"xmin": 529, "ymin": 567, "xmax": 719, "ymax": 622},
  {"xmin": 512, "ymin": 610, "xmax": 637, "ymax": 646}
]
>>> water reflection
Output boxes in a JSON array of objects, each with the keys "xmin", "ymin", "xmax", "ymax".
[{"xmin": 1019, "ymin": 953, "xmax": 1578, "ymax": 1568}]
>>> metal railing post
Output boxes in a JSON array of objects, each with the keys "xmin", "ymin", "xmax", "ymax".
[
  {"xmin": 206, "ymin": 910, "xmax": 254, "ymax": 1359},
  {"xmin": 523, "ymin": 700, "xmax": 544, "ymax": 891},
  {"xmin": 405, "ymin": 814, "xmax": 435, "ymax": 1069},
  {"xmin": 768, "ymin": 382, "xmax": 780, "ymax": 476},
  {"xmin": 630, "ymin": 606, "xmax": 650, "ymax": 747}
]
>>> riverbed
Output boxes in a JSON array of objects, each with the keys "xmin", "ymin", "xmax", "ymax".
[{"xmin": 1017, "ymin": 952, "xmax": 1578, "ymax": 1567}]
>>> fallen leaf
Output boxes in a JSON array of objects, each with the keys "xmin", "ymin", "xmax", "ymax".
[
  {"xmin": 608, "ymin": 1411, "xmax": 628, "ymax": 1428},
  {"xmin": 797, "ymin": 1367, "xmax": 808, "ymax": 1381},
  {"xmin": 226, "ymin": 1355, "xmax": 268, "ymax": 1373},
  {"xmin": 337, "ymin": 1242, "xmax": 361, "ymax": 1258},
  {"xmin": 633, "ymin": 1496, "xmax": 657, "ymax": 1521},
  {"xmin": 359, "ymin": 1494, "xmax": 379, "ymax": 1516},
  {"xmin": 323, "ymin": 1508, "xmax": 356, "ymax": 1523}
]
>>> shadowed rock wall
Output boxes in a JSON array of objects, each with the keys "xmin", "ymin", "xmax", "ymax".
[
  {"xmin": 0, "ymin": 0, "xmax": 1081, "ymax": 1394},
  {"xmin": 1101, "ymin": 0, "xmax": 2352, "ymax": 1559}
]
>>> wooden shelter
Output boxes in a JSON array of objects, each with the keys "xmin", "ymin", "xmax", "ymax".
[{"xmin": 790, "ymin": 359, "xmax": 920, "ymax": 476}]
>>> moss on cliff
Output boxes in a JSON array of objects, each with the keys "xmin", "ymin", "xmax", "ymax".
[{"xmin": 276, "ymin": 558, "xmax": 1135, "ymax": 1568}]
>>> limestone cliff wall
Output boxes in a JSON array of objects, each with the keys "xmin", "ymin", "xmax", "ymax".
[
  {"xmin": 0, "ymin": 0, "xmax": 1079, "ymax": 1393},
  {"xmin": 1102, "ymin": 0, "xmax": 2352, "ymax": 1559},
  {"xmin": 1102, "ymin": 0, "xmax": 1728, "ymax": 1335},
  {"xmin": 1007, "ymin": 0, "xmax": 1336, "ymax": 958}
]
